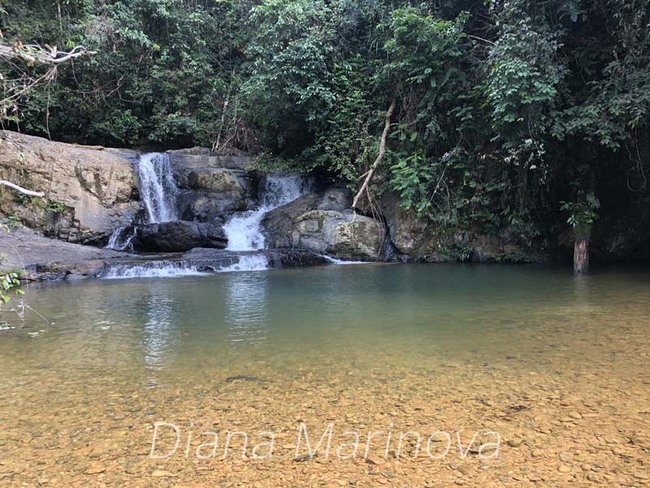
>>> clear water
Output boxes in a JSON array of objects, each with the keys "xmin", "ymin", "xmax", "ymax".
[{"xmin": 1, "ymin": 264, "xmax": 648, "ymax": 485}]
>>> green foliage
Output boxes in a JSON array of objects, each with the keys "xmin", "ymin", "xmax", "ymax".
[
  {"xmin": 560, "ymin": 192, "xmax": 600, "ymax": 238},
  {"xmin": 390, "ymin": 152, "xmax": 436, "ymax": 217},
  {"xmin": 1, "ymin": 0, "xmax": 649, "ymax": 255},
  {"xmin": 0, "ymin": 271, "xmax": 23, "ymax": 305},
  {"xmin": 33, "ymin": 198, "xmax": 67, "ymax": 213},
  {"xmin": 3, "ymin": 214, "xmax": 22, "ymax": 230},
  {"xmin": 0, "ymin": 249, "xmax": 23, "ymax": 306}
]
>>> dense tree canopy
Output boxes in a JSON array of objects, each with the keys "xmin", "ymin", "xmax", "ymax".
[{"xmin": 1, "ymin": 0, "xmax": 649, "ymax": 260}]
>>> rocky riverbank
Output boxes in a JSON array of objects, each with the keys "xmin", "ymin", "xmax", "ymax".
[
  {"xmin": 0, "ymin": 226, "xmax": 334, "ymax": 281},
  {"xmin": 0, "ymin": 226, "xmax": 130, "ymax": 280}
]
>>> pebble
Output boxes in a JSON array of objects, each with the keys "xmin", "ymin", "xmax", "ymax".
[
  {"xmin": 151, "ymin": 470, "xmax": 176, "ymax": 477},
  {"xmin": 84, "ymin": 463, "xmax": 106, "ymax": 475},
  {"xmin": 2, "ymin": 327, "xmax": 648, "ymax": 487}
]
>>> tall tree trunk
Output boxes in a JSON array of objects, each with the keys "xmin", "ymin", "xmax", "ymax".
[{"xmin": 574, "ymin": 237, "xmax": 589, "ymax": 275}]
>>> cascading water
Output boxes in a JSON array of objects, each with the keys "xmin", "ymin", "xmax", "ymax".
[
  {"xmin": 137, "ymin": 152, "xmax": 178, "ymax": 224},
  {"xmin": 103, "ymin": 173, "xmax": 311, "ymax": 278},
  {"xmin": 106, "ymin": 152, "xmax": 178, "ymax": 251},
  {"xmin": 223, "ymin": 174, "xmax": 310, "ymax": 252},
  {"xmin": 106, "ymin": 226, "xmax": 136, "ymax": 251},
  {"xmin": 102, "ymin": 261, "xmax": 208, "ymax": 279}
]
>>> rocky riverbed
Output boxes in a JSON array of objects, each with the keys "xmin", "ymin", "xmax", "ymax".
[{"xmin": 1, "ymin": 306, "xmax": 648, "ymax": 487}]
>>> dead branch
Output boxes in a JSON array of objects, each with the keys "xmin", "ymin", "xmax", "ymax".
[
  {"xmin": 352, "ymin": 99, "xmax": 396, "ymax": 211},
  {"xmin": 0, "ymin": 44, "xmax": 96, "ymax": 66},
  {"xmin": 0, "ymin": 180, "xmax": 44, "ymax": 197}
]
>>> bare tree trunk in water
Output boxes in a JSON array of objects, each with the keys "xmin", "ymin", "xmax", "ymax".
[{"xmin": 574, "ymin": 237, "xmax": 589, "ymax": 275}]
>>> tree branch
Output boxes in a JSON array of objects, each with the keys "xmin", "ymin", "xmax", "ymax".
[
  {"xmin": 0, "ymin": 180, "xmax": 44, "ymax": 197},
  {"xmin": 352, "ymin": 99, "xmax": 396, "ymax": 211},
  {"xmin": 0, "ymin": 44, "xmax": 96, "ymax": 66}
]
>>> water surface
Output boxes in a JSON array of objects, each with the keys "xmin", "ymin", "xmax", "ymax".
[{"xmin": 1, "ymin": 264, "xmax": 648, "ymax": 486}]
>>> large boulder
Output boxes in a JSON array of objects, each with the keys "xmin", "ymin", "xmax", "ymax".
[
  {"xmin": 294, "ymin": 210, "xmax": 386, "ymax": 261},
  {"xmin": 169, "ymin": 148, "xmax": 255, "ymax": 220},
  {"xmin": 262, "ymin": 188, "xmax": 386, "ymax": 261},
  {"xmin": 261, "ymin": 193, "xmax": 321, "ymax": 248},
  {"xmin": 134, "ymin": 220, "xmax": 227, "ymax": 252},
  {"xmin": 261, "ymin": 188, "xmax": 352, "ymax": 247},
  {"xmin": 0, "ymin": 131, "xmax": 139, "ymax": 243}
]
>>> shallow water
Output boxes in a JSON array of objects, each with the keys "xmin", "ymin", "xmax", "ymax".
[{"xmin": 1, "ymin": 264, "xmax": 648, "ymax": 486}]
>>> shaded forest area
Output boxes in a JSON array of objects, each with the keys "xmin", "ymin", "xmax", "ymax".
[{"xmin": 1, "ymin": 0, "xmax": 649, "ymax": 263}]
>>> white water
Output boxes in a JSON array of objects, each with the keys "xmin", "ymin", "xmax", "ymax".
[
  {"xmin": 322, "ymin": 255, "xmax": 369, "ymax": 265},
  {"xmin": 223, "ymin": 174, "xmax": 311, "ymax": 251},
  {"xmin": 102, "ymin": 261, "xmax": 208, "ymax": 279},
  {"xmin": 105, "ymin": 226, "xmax": 136, "ymax": 251},
  {"xmin": 102, "ymin": 254, "xmax": 270, "ymax": 279},
  {"xmin": 137, "ymin": 152, "xmax": 178, "ymax": 223},
  {"xmin": 106, "ymin": 152, "xmax": 178, "ymax": 251}
]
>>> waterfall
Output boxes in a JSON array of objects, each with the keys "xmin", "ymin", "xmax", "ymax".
[
  {"xmin": 137, "ymin": 152, "xmax": 178, "ymax": 224},
  {"xmin": 106, "ymin": 226, "xmax": 136, "ymax": 251},
  {"xmin": 104, "ymin": 172, "xmax": 314, "ymax": 277},
  {"xmin": 102, "ymin": 254, "xmax": 272, "ymax": 279},
  {"xmin": 223, "ymin": 174, "xmax": 311, "ymax": 251},
  {"xmin": 106, "ymin": 152, "xmax": 177, "ymax": 251}
]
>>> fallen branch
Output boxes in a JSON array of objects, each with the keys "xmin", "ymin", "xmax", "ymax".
[
  {"xmin": 0, "ymin": 180, "xmax": 44, "ymax": 197},
  {"xmin": 352, "ymin": 99, "xmax": 396, "ymax": 211}
]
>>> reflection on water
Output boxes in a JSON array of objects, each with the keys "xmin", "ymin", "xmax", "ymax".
[
  {"xmin": 225, "ymin": 272, "xmax": 268, "ymax": 344},
  {"xmin": 1, "ymin": 264, "xmax": 649, "ymax": 378},
  {"xmin": 141, "ymin": 282, "xmax": 176, "ymax": 370}
]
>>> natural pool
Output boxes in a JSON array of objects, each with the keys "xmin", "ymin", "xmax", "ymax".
[{"xmin": 0, "ymin": 264, "xmax": 648, "ymax": 486}]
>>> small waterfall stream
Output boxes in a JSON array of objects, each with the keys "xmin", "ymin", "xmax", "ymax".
[
  {"xmin": 105, "ymin": 226, "xmax": 137, "ymax": 251},
  {"xmin": 223, "ymin": 175, "xmax": 310, "ymax": 251},
  {"xmin": 136, "ymin": 152, "xmax": 178, "ymax": 224}
]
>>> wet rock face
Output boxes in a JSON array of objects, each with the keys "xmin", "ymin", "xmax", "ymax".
[
  {"xmin": 262, "ymin": 188, "xmax": 386, "ymax": 261},
  {"xmin": 0, "ymin": 131, "xmax": 139, "ymax": 243},
  {"xmin": 379, "ymin": 192, "xmax": 438, "ymax": 262},
  {"xmin": 134, "ymin": 221, "xmax": 228, "ymax": 252}
]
